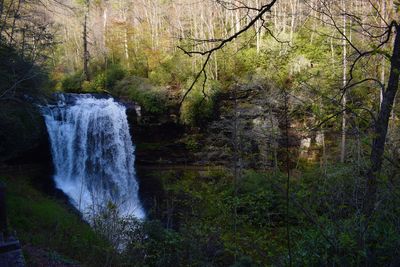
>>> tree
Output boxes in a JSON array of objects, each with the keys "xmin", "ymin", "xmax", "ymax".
[
  {"xmin": 313, "ymin": 0, "xmax": 400, "ymax": 218},
  {"xmin": 340, "ymin": 0, "xmax": 347, "ymax": 163},
  {"xmin": 0, "ymin": 0, "xmax": 56, "ymax": 100},
  {"xmin": 366, "ymin": 21, "xmax": 400, "ymax": 217},
  {"xmin": 83, "ymin": 0, "xmax": 90, "ymax": 81},
  {"xmin": 177, "ymin": 0, "xmax": 278, "ymax": 105}
]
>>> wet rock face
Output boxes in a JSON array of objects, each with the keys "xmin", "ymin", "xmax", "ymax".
[
  {"xmin": 123, "ymin": 96, "xmax": 189, "ymax": 165},
  {"xmin": 131, "ymin": 118, "xmax": 191, "ymax": 166},
  {"xmin": 126, "ymin": 82, "xmax": 290, "ymax": 169},
  {"xmin": 194, "ymin": 83, "xmax": 282, "ymax": 168},
  {"xmin": 0, "ymin": 101, "xmax": 51, "ymax": 164},
  {"xmin": 123, "ymin": 82, "xmax": 312, "ymax": 171},
  {"xmin": 196, "ymin": 83, "xmax": 305, "ymax": 169}
]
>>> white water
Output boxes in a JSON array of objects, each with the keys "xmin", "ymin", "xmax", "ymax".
[{"xmin": 42, "ymin": 94, "xmax": 145, "ymax": 220}]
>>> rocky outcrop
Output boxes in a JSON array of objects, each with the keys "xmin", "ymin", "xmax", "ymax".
[
  {"xmin": 196, "ymin": 82, "xmax": 302, "ymax": 169},
  {"xmin": 128, "ymin": 81, "xmax": 306, "ymax": 170},
  {"xmin": 0, "ymin": 101, "xmax": 51, "ymax": 165},
  {"xmin": 0, "ymin": 235, "xmax": 25, "ymax": 267}
]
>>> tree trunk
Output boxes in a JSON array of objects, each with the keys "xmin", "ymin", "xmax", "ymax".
[
  {"xmin": 9, "ymin": 0, "xmax": 22, "ymax": 46},
  {"xmin": 365, "ymin": 24, "xmax": 400, "ymax": 216},
  {"xmin": 255, "ymin": 0, "xmax": 261, "ymax": 53},
  {"xmin": 21, "ymin": 26, "xmax": 25, "ymax": 58},
  {"xmin": 83, "ymin": 0, "xmax": 90, "ymax": 82},
  {"xmin": 124, "ymin": 27, "xmax": 129, "ymax": 67},
  {"xmin": 103, "ymin": 7, "xmax": 107, "ymax": 51},
  {"xmin": 380, "ymin": 0, "xmax": 387, "ymax": 107},
  {"xmin": 340, "ymin": 0, "xmax": 347, "ymax": 163},
  {"xmin": 232, "ymin": 86, "xmax": 239, "ymax": 264},
  {"xmin": 289, "ymin": 0, "xmax": 296, "ymax": 45}
]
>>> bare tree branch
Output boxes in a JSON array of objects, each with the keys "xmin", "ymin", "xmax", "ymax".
[{"xmin": 178, "ymin": 0, "xmax": 278, "ymax": 105}]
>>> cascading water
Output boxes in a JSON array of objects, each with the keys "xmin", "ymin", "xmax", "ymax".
[{"xmin": 42, "ymin": 94, "xmax": 145, "ymax": 220}]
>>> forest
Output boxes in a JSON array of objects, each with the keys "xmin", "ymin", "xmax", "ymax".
[{"xmin": 0, "ymin": 0, "xmax": 400, "ymax": 266}]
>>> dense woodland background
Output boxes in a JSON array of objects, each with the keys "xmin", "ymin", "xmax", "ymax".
[{"xmin": 1, "ymin": 0, "xmax": 400, "ymax": 266}]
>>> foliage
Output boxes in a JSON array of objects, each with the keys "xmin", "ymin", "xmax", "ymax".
[
  {"xmin": 140, "ymin": 168, "xmax": 287, "ymax": 266},
  {"xmin": 6, "ymin": 165, "xmax": 399, "ymax": 266},
  {"xmin": 0, "ymin": 44, "xmax": 49, "ymax": 99},
  {"xmin": 180, "ymin": 82, "xmax": 220, "ymax": 126},
  {"xmin": 182, "ymin": 134, "xmax": 202, "ymax": 152},
  {"xmin": 1, "ymin": 0, "xmax": 400, "ymax": 266},
  {"xmin": 289, "ymin": 165, "xmax": 400, "ymax": 266},
  {"xmin": 113, "ymin": 76, "xmax": 168, "ymax": 115},
  {"xmin": 148, "ymin": 53, "xmax": 192, "ymax": 86},
  {"xmin": 123, "ymin": 220, "xmax": 184, "ymax": 266},
  {"xmin": 0, "ymin": 175, "xmax": 114, "ymax": 266},
  {"xmin": 0, "ymin": 102, "xmax": 46, "ymax": 161},
  {"xmin": 61, "ymin": 72, "xmax": 83, "ymax": 92},
  {"xmin": 61, "ymin": 63, "xmax": 126, "ymax": 93},
  {"xmin": 136, "ymin": 164, "xmax": 400, "ymax": 266},
  {"xmin": 105, "ymin": 63, "xmax": 126, "ymax": 88}
]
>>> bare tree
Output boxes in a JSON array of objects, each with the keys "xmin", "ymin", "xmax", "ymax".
[
  {"xmin": 178, "ymin": 0, "xmax": 278, "ymax": 105},
  {"xmin": 340, "ymin": 0, "xmax": 347, "ymax": 163},
  {"xmin": 310, "ymin": 0, "xmax": 400, "ymax": 218},
  {"xmin": 83, "ymin": 0, "xmax": 90, "ymax": 81}
]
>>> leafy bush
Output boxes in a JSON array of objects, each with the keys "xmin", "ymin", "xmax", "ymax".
[
  {"xmin": 148, "ymin": 53, "xmax": 191, "ymax": 86},
  {"xmin": 89, "ymin": 205, "xmax": 184, "ymax": 267},
  {"xmin": 113, "ymin": 76, "xmax": 168, "ymax": 115},
  {"xmin": 123, "ymin": 220, "xmax": 183, "ymax": 266},
  {"xmin": 61, "ymin": 72, "xmax": 83, "ymax": 92},
  {"xmin": 105, "ymin": 64, "xmax": 126, "ymax": 88},
  {"xmin": 183, "ymin": 134, "xmax": 201, "ymax": 152},
  {"xmin": 180, "ymin": 83, "xmax": 220, "ymax": 127},
  {"xmin": 61, "ymin": 63, "xmax": 126, "ymax": 93},
  {"xmin": 81, "ymin": 74, "xmax": 106, "ymax": 92},
  {"xmin": 0, "ymin": 175, "xmax": 113, "ymax": 266}
]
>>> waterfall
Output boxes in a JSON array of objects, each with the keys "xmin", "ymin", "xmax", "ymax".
[{"xmin": 42, "ymin": 94, "xmax": 145, "ymax": 220}]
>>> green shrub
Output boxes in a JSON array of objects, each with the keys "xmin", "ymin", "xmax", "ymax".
[
  {"xmin": 183, "ymin": 135, "xmax": 201, "ymax": 152},
  {"xmin": 61, "ymin": 72, "xmax": 83, "ymax": 92},
  {"xmin": 61, "ymin": 63, "xmax": 126, "ymax": 93},
  {"xmin": 180, "ymin": 86, "xmax": 218, "ymax": 127},
  {"xmin": 124, "ymin": 220, "xmax": 183, "ymax": 266},
  {"xmin": 104, "ymin": 63, "xmax": 126, "ymax": 89},
  {"xmin": 148, "ymin": 53, "xmax": 191, "ymax": 86},
  {"xmin": 81, "ymin": 74, "xmax": 107, "ymax": 92},
  {"xmin": 0, "ymin": 175, "xmax": 113, "ymax": 266},
  {"xmin": 113, "ymin": 76, "xmax": 168, "ymax": 115}
]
